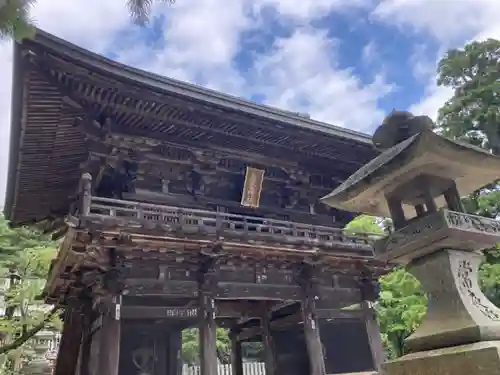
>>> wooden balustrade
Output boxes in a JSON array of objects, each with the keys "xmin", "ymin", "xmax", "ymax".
[{"xmin": 84, "ymin": 196, "xmax": 379, "ymax": 254}]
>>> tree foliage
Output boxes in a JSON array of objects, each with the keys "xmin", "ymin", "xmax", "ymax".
[
  {"xmin": 437, "ymin": 39, "xmax": 500, "ymax": 218},
  {"xmin": 0, "ymin": 0, "xmax": 176, "ymax": 41},
  {"xmin": 344, "ymin": 215, "xmax": 426, "ymax": 358},
  {"xmin": 376, "ymin": 269, "xmax": 426, "ymax": 358},
  {"xmin": 0, "ymin": 0, "xmax": 35, "ymax": 41},
  {"xmin": 0, "ymin": 214, "xmax": 60, "ymax": 372},
  {"xmin": 126, "ymin": 0, "xmax": 176, "ymax": 25},
  {"xmin": 438, "ymin": 39, "xmax": 500, "ymax": 155},
  {"xmin": 181, "ymin": 328, "xmax": 230, "ymax": 365},
  {"xmin": 436, "ymin": 38, "xmax": 500, "ymax": 308}
]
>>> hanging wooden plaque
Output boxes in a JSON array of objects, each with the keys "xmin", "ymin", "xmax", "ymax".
[{"xmin": 241, "ymin": 167, "xmax": 265, "ymax": 208}]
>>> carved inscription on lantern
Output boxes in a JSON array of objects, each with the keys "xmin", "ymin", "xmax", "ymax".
[
  {"xmin": 456, "ymin": 258, "xmax": 500, "ymax": 320},
  {"xmin": 445, "ymin": 210, "xmax": 500, "ymax": 235}
]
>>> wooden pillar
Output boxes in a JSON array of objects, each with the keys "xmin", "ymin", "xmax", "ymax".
[
  {"xmin": 261, "ymin": 304, "xmax": 276, "ymax": 375},
  {"xmin": 230, "ymin": 332, "xmax": 243, "ymax": 375},
  {"xmin": 168, "ymin": 329, "xmax": 182, "ymax": 375},
  {"xmin": 54, "ymin": 306, "xmax": 84, "ymax": 375},
  {"xmin": 79, "ymin": 302, "xmax": 93, "ymax": 375},
  {"xmin": 300, "ymin": 266, "xmax": 326, "ymax": 375},
  {"xmin": 199, "ymin": 291, "xmax": 217, "ymax": 375},
  {"xmin": 97, "ymin": 296, "xmax": 122, "ymax": 375},
  {"xmin": 361, "ymin": 301, "xmax": 386, "ymax": 372},
  {"xmin": 198, "ymin": 256, "xmax": 218, "ymax": 375}
]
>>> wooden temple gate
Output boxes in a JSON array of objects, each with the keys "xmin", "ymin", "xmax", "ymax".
[{"xmin": 5, "ymin": 29, "xmax": 389, "ymax": 375}]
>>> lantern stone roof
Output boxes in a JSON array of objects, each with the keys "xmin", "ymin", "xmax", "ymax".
[{"xmin": 320, "ymin": 117, "xmax": 500, "ymax": 218}]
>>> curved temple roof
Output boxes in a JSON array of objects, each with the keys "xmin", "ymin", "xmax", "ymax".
[{"xmin": 5, "ymin": 29, "xmax": 377, "ymax": 225}]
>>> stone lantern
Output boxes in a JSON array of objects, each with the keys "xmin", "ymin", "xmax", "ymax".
[
  {"xmin": 21, "ymin": 330, "xmax": 54, "ymax": 375},
  {"xmin": 321, "ymin": 110, "xmax": 500, "ymax": 375}
]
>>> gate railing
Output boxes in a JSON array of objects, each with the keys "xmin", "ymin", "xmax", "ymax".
[{"xmin": 83, "ymin": 195, "xmax": 379, "ymax": 254}]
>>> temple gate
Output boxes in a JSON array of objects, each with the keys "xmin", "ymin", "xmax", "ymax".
[{"xmin": 5, "ymin": 29, "xmax": 389, "ymax": 375}]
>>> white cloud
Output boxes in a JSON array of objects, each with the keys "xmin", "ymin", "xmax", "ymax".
[
  {"xmin": 409, "ymin": 84, "xmax": 452, "ymax": 121},
  {"xmin": 373, "ymin": 0, "xmax": 500, "ymax": 45},
  {"xmin": 362, "ymin": 40, "xmax": 377, "ymax": 65},
  {"xmin": 30, "ymin": 0, "xmax": 130, "ymax": 51},
  {"xmin": 374, "ymin": 0, "xmax": 500, "ymax": 120},
  {"xmin": 253, "ymin": 0, "xmax": 372, "ymax": 21},
  {"xmin": 252, "ymin": 28, "xmax": 393, "ymax": 131},
  {"xmin": 0, "ymin": 0, "xmax": 392, "ymax": 205}
]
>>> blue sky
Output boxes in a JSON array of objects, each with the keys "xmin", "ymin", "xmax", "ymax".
[{"xmin": 1, "ymin": 0, "xmax": 500, "ymax": 199}]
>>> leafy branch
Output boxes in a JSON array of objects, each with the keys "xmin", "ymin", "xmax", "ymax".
[{"xmin": 0, "ymin": 305, "xmax": 60, "ymax": 355}]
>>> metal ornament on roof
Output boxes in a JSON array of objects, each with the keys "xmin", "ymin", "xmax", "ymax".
[{"xmin": 321, "ymin": 110, "xmax": 500, "ymax": 357}]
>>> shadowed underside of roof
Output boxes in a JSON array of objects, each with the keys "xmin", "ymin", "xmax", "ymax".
[{"xmin": 5, "ymin": 29, "xmax": 377, "ymax": 225}]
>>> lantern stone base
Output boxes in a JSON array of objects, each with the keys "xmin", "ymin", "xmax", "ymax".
[{"xmin": 381, "ymin": 341, "xmax": 500, "ymax": 375}]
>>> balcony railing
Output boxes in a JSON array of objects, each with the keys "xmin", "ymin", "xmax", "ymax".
[{"xmin": 80, "ymin": 195, "xmax": 379, "ymax": 255}]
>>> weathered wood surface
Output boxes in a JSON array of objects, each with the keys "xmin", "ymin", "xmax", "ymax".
[
  {"xmin": 199, "ymin": 270, "xmax": 218, "ymax": 375},
  {"xmin": 53, "ymin": 307, "xmax": 84, "ymax": 375}
]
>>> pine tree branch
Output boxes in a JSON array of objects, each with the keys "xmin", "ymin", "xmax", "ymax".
[{"xmin": 0, "ymin": 306, "xmax": 60, "ymax": 355}]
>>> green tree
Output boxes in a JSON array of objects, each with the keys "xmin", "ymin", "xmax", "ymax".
[
  {"xmin": 344, "ymin": 215, "xmax": 384, "ymax": 236},
  {"xmin": 181, "ymin": 327, "xmax": 231, "ymax": 365},
  {"xmin": 436, "ymin": 39, "xmax": 500, "ymax": 308},
  {"xmin": 376, "ymin": 269, "xmax": 426, "ymax": 358},
  {"xmin": 126, "ymin": 0, "xmax": 176, "ymax": 25},
  {"xmin": 0, "ymin": 0, "xmax": 36, "ymax": 41},
  {"xmin": 437, "ymin": 39, "xmax": 500, "ymax": 155},
  {"xmin": 0, "ymin": 0, "xmax": 176, "ymax": 41},
  {"xmin": 344, "ymin": 215, "xmax": 426, "ymax": 358},
  {"xmin": 0, "ymin": 214, "xmax": 60, "ymax": 372},
  {"xmin": 436, "ymin": 39, "xmax": 500, "ymax": 218}
]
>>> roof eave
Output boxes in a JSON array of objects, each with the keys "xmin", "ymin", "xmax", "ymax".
[{"xmin": 32, "ymin": 28, "xmax": 372, "ymax": 144}]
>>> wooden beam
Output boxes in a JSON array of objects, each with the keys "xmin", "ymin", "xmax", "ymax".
[
  {"xmin": 236, "ymin": 307, "xmax": 364, "ymax": 342},
  {"xmin": 120, "ymin": 302, "xmax": 363, "ymax": 324},
  {"xmin": 121, "ymin": 301, "xmax": 270, "ymax": 319},
  {"xmin": 216, "ymin": 282, "xmax": 304, "ymax": 300},
  {"xmin": 125, "ymin": 279, "xmax": 358, "ymax": 301},
  {"xmin": 122, "ymin": 306, "xmax": 198, "ymax": 319}
]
